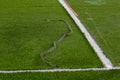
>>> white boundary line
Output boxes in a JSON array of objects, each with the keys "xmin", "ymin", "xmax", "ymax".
[
  {"xmin": 59, "ymin": 0, "xmax": 113, "ymax": 68},
  {"xmin": 0, "ymin": 67, "xmax": 120, "ymax": 73}
]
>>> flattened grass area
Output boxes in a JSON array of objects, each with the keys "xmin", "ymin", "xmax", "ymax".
[
  {"xmin": 0, "ymin": 0, "xmax": 102, "ymax": 70},
  {"xmin": 67, "ymin": 0, "xmax": 120, "ymax": 66},
  {"xmin": 0, "ymin": 70, "xmax": 120, "ymax": 80}
]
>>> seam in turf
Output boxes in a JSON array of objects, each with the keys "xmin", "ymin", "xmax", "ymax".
[{"xmin": 40, "ymin": 19, "xmax": 73, "ymax": 68}]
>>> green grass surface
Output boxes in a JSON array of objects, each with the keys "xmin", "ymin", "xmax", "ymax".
[
  {"xmin": 0, "ymin": 0, "xmax": 120, "ymax": 80},
  {"xmin": 0, "ymin": 70, "xmax": 120, "ymax": 80},
  {"xmin": 67, "ymin": 0, "xmax": 120, "ymax": 66},
  {"xmin": 0, "ymin": 0, "xmax": 103, "ymax": 70}
]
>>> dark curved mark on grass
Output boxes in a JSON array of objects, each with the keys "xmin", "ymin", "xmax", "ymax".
[{"xmin": 40, "ymin": 19, "xmax": 73, "ymax": 68}]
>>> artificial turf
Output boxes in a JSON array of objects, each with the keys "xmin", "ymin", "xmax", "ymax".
[
  {"xmin": 0, "ymin": 0, "xmax": 120, "ymax": 80},
  {"xmin": 67, "ymin": 0, "xmax": 120, "ymax": 66},
  {"xmin": 0, "ymin": 0, "xmax": 103, "ymax": 70}
]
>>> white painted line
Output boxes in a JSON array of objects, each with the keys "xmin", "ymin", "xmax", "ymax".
[
  {"xmin": 0, "ymin": 67, "xmax": 120, "ymax": 73},
  {"xmin": 59, "ymin": 0, "xmax": 113, "ymax": 68}
]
